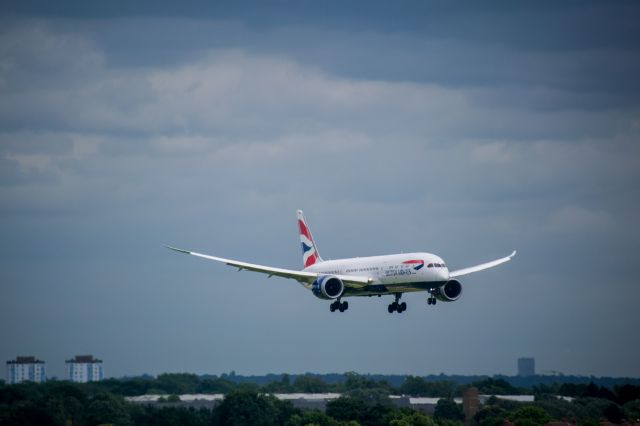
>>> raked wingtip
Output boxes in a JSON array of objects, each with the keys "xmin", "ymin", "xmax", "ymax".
[{"xmin": 164, "ymin": 245, "xmax": 191, "ymax": 255}]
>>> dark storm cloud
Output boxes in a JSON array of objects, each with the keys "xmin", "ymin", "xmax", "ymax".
[
  {"xmin": 0, "ymin": 2, "xmax": 639, "ymax": 378},
  {"xmin": 6, "ymin": 1, "xmax": 639, "ymax": 104}
]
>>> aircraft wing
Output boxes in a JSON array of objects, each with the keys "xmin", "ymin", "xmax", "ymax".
[
  {"xmin": 165, "ymin": 246, "xmax": 372, "ymax": 288},
  {"xmin": 449, "ymin": 250, "xmax": 516, "ymax": 278}
]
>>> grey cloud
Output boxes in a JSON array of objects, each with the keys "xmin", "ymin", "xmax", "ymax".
[
  {"xmin": 0, "ymin": 9, "xmax": 639, "ymax": 378},
  {"xmin": 0, "ymin": 21, "xmax": 105, "ymax": 92}
]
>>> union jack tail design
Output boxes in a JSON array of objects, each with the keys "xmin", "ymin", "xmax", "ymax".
[{"xmin": 297, "ymin": 210, "xmax": 323, "ymax": 268}]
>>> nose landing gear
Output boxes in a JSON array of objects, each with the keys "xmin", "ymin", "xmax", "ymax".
[
  {"xmin": 330, "ymin": 299, "xmax": 349, "ymax": 313},
  {"xmin": 388, "ymin": 293, "xmax": 407, "ymax": 313},
  {"xmin": 427, "ymin": 289, "xmax": 437, "ymax": 305}
]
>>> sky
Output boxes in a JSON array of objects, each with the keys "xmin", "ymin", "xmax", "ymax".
[{"xmin": 1, "ymin": 1, "xmax": 639, "ymax": 379}]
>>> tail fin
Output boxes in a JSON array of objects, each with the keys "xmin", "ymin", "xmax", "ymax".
[{"xmin": 297, "ymin": 210, "xmax": 323, "ymax": 268}]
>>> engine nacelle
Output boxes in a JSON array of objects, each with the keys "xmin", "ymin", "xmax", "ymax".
[
  {"xmin": 434, "ymin": 280, "xmax": 463, "ymax": 302},
  {"xmin": 311, "ymin": 275, "xmax": 345, "ymax": 300}
]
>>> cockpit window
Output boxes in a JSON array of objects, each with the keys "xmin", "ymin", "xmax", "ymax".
[{"xmin": 427, "ymin": 263, "xmax": 433, "ymax": 268}]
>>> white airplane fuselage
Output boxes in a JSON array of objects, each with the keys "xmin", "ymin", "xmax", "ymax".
[{"xmin": 304, "ymin": 252, "xmax": 450, "ymax": 296}]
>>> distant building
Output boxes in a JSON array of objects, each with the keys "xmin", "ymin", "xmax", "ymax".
[
  {"xmin": 6, "ymin": 356, "xmax": 46, "ymax": 384},
  {"xmin": 463, "ymin": 387, "xmax": 480, "ymax": 423},
  {"xmin": 517, "ymin": 357, "xmax": 535, "ymax": 376},
  {"xmin": 65, "ymin": 355, "xmax": 104, "ymax": 382}
]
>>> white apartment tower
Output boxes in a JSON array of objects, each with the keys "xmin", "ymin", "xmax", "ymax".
[
  {"xmin": 6, "ymin": 356, "xmax": 46, "ymax": 384},
  {"xmin": 65, "ymin": 355, "xmax": 104, "ymax": 382}
]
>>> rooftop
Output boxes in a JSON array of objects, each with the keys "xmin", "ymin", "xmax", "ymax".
[
  {"xmin": 6, "ymin": 356, "xmax": 44, "ymax": 364},
  {"xmin": 65, "ymin": 355, "xmax": 102, "ymax": 364}
]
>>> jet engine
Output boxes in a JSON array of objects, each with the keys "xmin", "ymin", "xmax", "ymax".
[
  {"xmin": 311, "ymin": 275, "xmax": 344, "ymax": 300},
  {"xmin": 434, "ymin": 280, "xmax": 463, "ymax": 302}
]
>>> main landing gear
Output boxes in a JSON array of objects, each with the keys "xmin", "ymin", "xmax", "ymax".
[
  {"xmin": 330, "ymin": 299, "xmax": 349, "ymax": 313},
  {"xmin": 388, "ymin": 294, "xmax": 407, "ymax": 314},
  {"xmin": 427, "ymin": 289, "xmax": 438, "ymax": 306}
]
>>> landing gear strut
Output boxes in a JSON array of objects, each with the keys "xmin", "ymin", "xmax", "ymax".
[
  {"xmin": 388, "ymin": 293, "xmax": 407, "ymax": 313},
  {"xmin": 427, "ymin": 289, "xmax": 438, "ymax": 306},
  {"xmin": 330, "ymin": 299, "xmax": 349, "ymax": 313}
]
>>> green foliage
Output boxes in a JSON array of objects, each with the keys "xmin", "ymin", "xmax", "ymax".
[
  {"xmin": 344, "ymin": 388, "xmax": 392, "ymax": 407},
  {"xmin": 197, "ymin": 377, "xmax": 236, "ymax": 394},
  {"xmin": 532, "ymin": 397, "xmax": 582, "ymax": 421},
  {"xmin": 326, "ymin": 396, "xmax": 368, "ymax": 423},
  {"xmin": 389, "ymin": 411, "xmax": 437, "ymax": 426},
  {"xmin": 624, "ymin": 399, "xmax": 640, "ymax": 421},
  {"xmin": 435, "ymin": 419, "xmax": 463, "ymax": 426},
  {"xmin": 433, "ymin": 399, "xmax": 463, "ymax": 422},
  {"xmin": 583, "ymin": 382, "xmax": 616, "ymax": 401},
  {"xmin": 474, "ymin": 404, "xmax": 508, "ymax": 426},
  {"xmin": 557, "ymin": 382, "xmax": 587, "ymax": 397},
  {"xmin": 603, "ymin": 402, "xmax": 624, "ymax": 423},
  {"xmin": 99, "ymin": 377, "xmax": 154, "ymax": 396},
  {"xmin": 342, "ymin": 372, "xmax": 392, "ymax": 393},
  {"xmin": 213, "ymin": 390, "xmax": 297, "ymax": 426},
  {"xmin": 399, "ymin": 377, "xmax": 455, "ymax": 398},
  {"xmin": 85, "ymin": 392, "xmax": 133, "ymax": 426},
  {"xmin": 263, "ymin": 374, "xmax": 295, "ymax": 394},
  {"xmin": 133, "ymin": 406, "xmax": 214, "ymax": 426},
  {"xmin": 531, "ymin": 383, "xmax": 560, "ymax": 399},
  {"xmin": 282, "ymin": 373, "xmax": 291, "ymax": 386},
  {"xmin": 483, "ymin": 396, "xmax": 521, "ymax": 412},
  {"xmin": 294, "ymin": 375, "xmax": 330, "ymax": 393},
  {"xmin": 285, "ymin": 409, "xmax": 340, "ymax": 426},
  {"xmin": 1, "ymin": 374, "xmax": 639, "ymax": 426},
  {"xmin": 399, "ymin": 376, "xmax": 429, "ymax": 396},
  {"xmin": 155, "ymin": 373, "xmax": 200, "ymax": 395},
  {"xmin": 572, "ymin": 396, "xmax": 614, "ymax": 421},
  {"xmin": 508, "ymin": 406, "xmax": 551, "ymax": 426},
  {"xmin": 325, "ymin": 395, "xmax": 399, "ymax": 426},
  {"xmin": 615, "ymin": 384, "xmax": 640, "ymax": 405},
  {"xmin": 470, "ymin": 378, "xmax": 521, "ymax": 396}
]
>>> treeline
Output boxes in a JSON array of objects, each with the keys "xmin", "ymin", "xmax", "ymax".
[
  {"xmin": 213, "ymin": 372, "xmax": 640, "ymax": 390},
  {"xmin": 2, "ymin": 379, "xmax": 640, "ymax": 425},
  {"xmin": 20, "ymin": 372, "xmax": 640, "ymax": 402}
]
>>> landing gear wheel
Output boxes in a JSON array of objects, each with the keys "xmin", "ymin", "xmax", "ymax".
[
  {"xmin": 331, "ymin": 300, "xmax": 348, "ymax": 313},
  {"xmin": 388, "ymin": 293, "xmax": 403, "ymax": 313}
]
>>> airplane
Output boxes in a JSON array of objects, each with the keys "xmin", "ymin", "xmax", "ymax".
[{"xmin": 166, "ymin": 210, "xmax": 516, "ymax": 314}]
